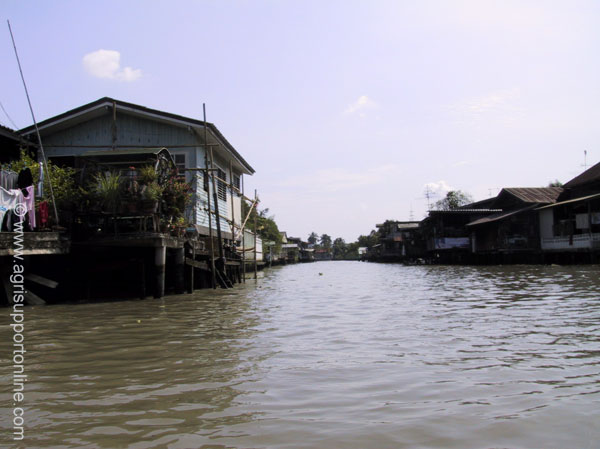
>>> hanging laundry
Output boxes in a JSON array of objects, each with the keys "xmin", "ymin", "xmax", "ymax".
[
  {"xmin": 17, "ymin": 167, "xmax": 33, "ymax": 188},
  {"xmin": 0, "ymin": 187, "xmax": 23, "ymax": 230},
  {"xmin": 0, "ymin": 169, "xmax": 19, "ymax": 190},
  {"xmin": 22, "ymin": 185, "xmax": 36, "ymax": 229},
  {"xmin": 38, "ymin": 200, "xmax": 49, "ymax": 229}
]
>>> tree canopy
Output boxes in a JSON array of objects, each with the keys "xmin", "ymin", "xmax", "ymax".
[{"xmin": 433, "ymin": 190, "xmax": 474, "ymax": 210}]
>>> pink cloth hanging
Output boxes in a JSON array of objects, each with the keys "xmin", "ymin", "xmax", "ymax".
[{"xmin": 22, "ymin": 185, "xmax": 36, "ymax": 229}]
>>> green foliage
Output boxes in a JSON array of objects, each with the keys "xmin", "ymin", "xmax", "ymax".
[
  {"xmin": 242, "ymin": 200, "xmax": 282, "ymax": 251},
  {"xmin": 320, "ymin": 233, "xmax": 332, "ymax": 249},
  {"xmin": 547, "ymin": 179, "xmax": 563, "ymax": 187},
  {"xmin": 433, "ymin": 190, "xmax": 474, "ymax": 210},
  {"xmin": 93, "ymin": 171, "xmax": 122, "ymax": 212},
  {"xmin": 357, "ymin": 230, "xmax": 379, "ymax": 248},
  {"xmin": 308, "ymin": 232, "xmax": 318, "ymax": 245},
  {"xmin": 138, "ymin": 165, "xmax": 158, "ymax": 185},
  {"xmin": 162, "ymin": 173, "xmax": 193, "ymax": 221},
  {"xmin": 142, "ymin": 182, "xmax": 163, "ymax": 201},
  {"xmin": 332, "ymin": 237, "xmax": 346, "ymax": 259}
]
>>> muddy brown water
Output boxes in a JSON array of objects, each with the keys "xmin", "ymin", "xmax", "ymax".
[{"xmin": 1, "ymin": 261, "xmax": 599, "ymax": 448}]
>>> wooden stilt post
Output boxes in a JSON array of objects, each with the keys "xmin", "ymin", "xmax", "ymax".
[
  {"xmin": 140, "ymin": 258, "xmax": 146, "ymax": 299},
  {"xmin": 154, "ymin": 245, "xmax": 166, "ymax": 298},
  {"xmin": 186, "ymin": 243, "xmax": 195, "ymax": 293},
  {"xmin": 174, "ymin": 247, "xmax": 185, "ymax": 294}
]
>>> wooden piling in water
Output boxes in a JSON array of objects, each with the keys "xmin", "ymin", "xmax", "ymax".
[
  {"xmin": 154, "ymin": 245, "xmax": 166, "ymax": 298},
  {"xmin": 174, "ymin": 247, "xmax": 185, "ymax": 294},
  {"xmin": 185, "ymin": 243, "xmax": 195, "ymax": 293}
]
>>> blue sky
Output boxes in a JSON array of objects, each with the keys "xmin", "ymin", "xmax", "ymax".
[{"xmin": 2, "ymin": 1, "xmax": 599, "ymax": 241}]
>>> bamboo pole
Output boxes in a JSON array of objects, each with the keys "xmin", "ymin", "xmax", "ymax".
[
  {"xmin": 242, "ymin": 175, "xmax": 246, "ymax": 283},
  {"xmin": 203, "ymin": 104, "xmax": 216, "ymax": 289},
  {"xmin": 209, "ymin": 147, "xmax": 225, "ymax": 264},
  {"xmin": 254, "ymin": 189, "xmax": 258, "ymax": 280},
  {"xmin": 229, "ymin": 161, "xmax": 236, "ymax": 238}
]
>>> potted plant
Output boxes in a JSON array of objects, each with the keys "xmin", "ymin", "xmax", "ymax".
[
  {"xmin": 141, "ymin": 182, "xmax": 162, "ymax": 214},
  {"xmin": 138, "ymin": 164, "xmax": 158, "ymax": 185},
  {"xmin": 93, "ymin": 171, "xmax": 122, "ymax": 214},
  {"xmin": 173, "ymin": 216, "xmax": 187, "ymax": 238}
]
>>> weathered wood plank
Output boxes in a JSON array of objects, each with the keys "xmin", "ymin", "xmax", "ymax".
[
  {"xmin": 27, "ymin": 273, "xmax": 59, "ymax": 289},
  {"xmin": 185, "ymin": 258, "xmax": 210, "ymax": 271},
  {"xmin": 24, "ymin": 290, "xmax": 46, "ymax": 306}
]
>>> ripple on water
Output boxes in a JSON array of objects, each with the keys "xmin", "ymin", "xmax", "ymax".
[{"xmin": 1, "ymin": 262, "xmax": 599, "ymax": 449}]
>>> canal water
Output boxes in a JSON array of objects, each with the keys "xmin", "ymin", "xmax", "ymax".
[{"xmin": 1, "ymin": 261, "xmax": 600, "ymax": 448}]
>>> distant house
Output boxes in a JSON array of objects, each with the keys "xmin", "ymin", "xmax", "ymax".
[
  {"xmin": 281, "ymin": 235, "xmax": 300, "ymax": 263},
  {"xmin": 467, "ymin": 187, "xmax": 562, "ymax": 258},
  {"xmin": 287, "ymin": 236, "xmax": 314, "ymax": 262},
  {"xmin": 537, "ymin": 162, "xmax": 600, "ymax": 255},
  {"xmin": 421, "ymin": 200, "xmax": 500, "ymax": 262},
  {"xmin": 19, "ymin": 97, "xmax": 255, "ymax": 242},
  {"xmin": 314, "ymin": 248, "xmax": 333, "ymax": 261},
  {"xmin": 375, "ymin": 221, "xmax": 424, "ymax": 260}
]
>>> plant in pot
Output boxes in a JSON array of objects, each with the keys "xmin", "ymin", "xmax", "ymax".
[
  {"xmin": 138, "ymin": 164, "xmax": 158, "ymax": 185},
  {"xmin": 120, "ymin": 167, "xmax": 141, "ymax": 214},
  {"xmin": 93, "ymin": 171, "xmax": 122, "ymax": 214},
  {"xmin": 173, "ymin": 215, "xmax": 187, "ymax": 238},
  {"xmin": 141, "ymin": 182, "xmax": 162, "ymax": 214}
]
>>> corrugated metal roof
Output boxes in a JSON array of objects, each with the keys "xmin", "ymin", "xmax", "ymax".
[
  {"xmin": 397, "ymin": 222, "xmax": 420, "ymax": 230},
  {"xmin": 536, "ymin": 192, "xmax": 600, "ymax": 210},
  {"xmin": 429, "ymin": 209, "xmax": 502, "ymax": 214},
  {"xmin": 564, "ymin": 161, "xmax": 600, "ymax": 188},
  {"xmin": 501, "ymin": 187, "xmax": 563, "ymax": 204},
  {"xmin": 466, "ymin": 204, "xmax": 537, "ymax": 227},
  {"xmin": 0, "ymin": 124, "xmax": 21, "ymax": 140}
]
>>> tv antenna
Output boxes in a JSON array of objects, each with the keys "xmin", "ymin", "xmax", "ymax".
[
  {"xmin": 581, "ymin": 150, "xmax": 588, "ymax": 170},
  {"xmin": 423, "ymin": 186, "xmax": 436, "ymax": 210}
]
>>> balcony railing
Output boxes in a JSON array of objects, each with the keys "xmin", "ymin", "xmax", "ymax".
[{"xmin": 541, "ymin": 233, "xmax": 600, "ymax": 250}]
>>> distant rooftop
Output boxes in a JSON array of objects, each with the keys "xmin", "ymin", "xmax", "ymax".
[
  {"xmin": 564, "ymin": 161, "xmax": 600, "ymax": 188},
  {"xmin": 500, "ymin": 187, "xmax": 563, "ymax": 204}
]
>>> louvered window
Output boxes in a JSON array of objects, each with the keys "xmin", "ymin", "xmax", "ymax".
[{"xmin": 217, "ymin": 169, "xmax": 227, "ymax": 201}]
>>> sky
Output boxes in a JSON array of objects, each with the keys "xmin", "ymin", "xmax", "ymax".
[{"xmin": 1, "ymin": 0, "xmax": 600, "ymax": 241}]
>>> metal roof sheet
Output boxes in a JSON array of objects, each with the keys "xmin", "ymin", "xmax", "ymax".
[
  {"xmin": 536, "ymin": 192, "xmax": 600, "ymax": 210},
  {"xmin": 501, "ymin": 187, "xmax": 563, "ymax": 204},
  {"xmin": 466, "ymin": 204, "xmax": 537, "ymax": 227},
  {"xmin": 429, "ymin": 209, "xmax": 502, "ymax": 214},
  {"xmin": 563, "ymin": 161, "xmax": 600, "ymax": 188}
]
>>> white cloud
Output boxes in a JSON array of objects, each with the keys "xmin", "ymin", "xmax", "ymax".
[
  {"xmin": 452, "ymin": 160, "xmax": 470, "ymax": 167},
  {"xmin": 344, "ymin": 95, "xmax": 377, "ymax": 116},
  {"xmin": 281, "ymin": 164, "xmax": 401, "ymax": 193},
  {"xmin": 82, "ymin": 49, "xmax": 142, "ymax": 82},
  {"xmin": 424, "ymin": 180, "xmax": 453, "ymax": 198},
  {"xmin": 446, "ymin": 88, "xmax": 522, "ymax": 127}
]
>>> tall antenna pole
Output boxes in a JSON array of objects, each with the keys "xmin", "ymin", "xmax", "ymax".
[
  {"xmin": 424, "ymin": 186, "xmax": 433, "ymax": 210},
  {"xmin": 582, "ymin": 150, "xmax": 588, "ymax": 170},
  {"xmin": 7, "ymin": 20, "xmax": 59, "ymax": 225}
]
